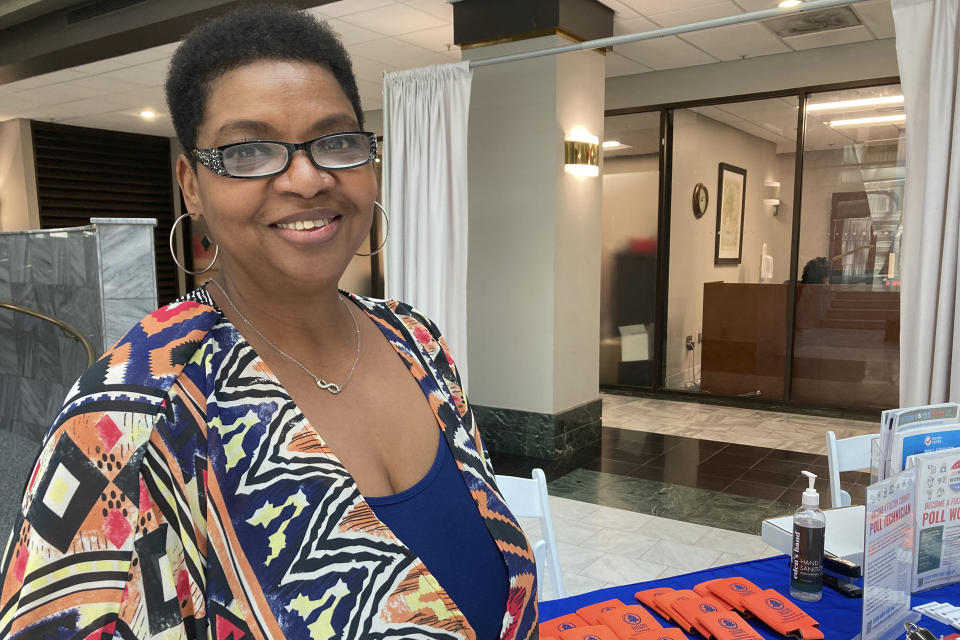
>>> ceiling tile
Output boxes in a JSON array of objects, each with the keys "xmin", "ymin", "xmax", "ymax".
[
  {"xmin": 605, "ymin": 52, "xmax": 654, "ymax": 77},
  {"xmin": 613, "ymin": 15, "xmax": 659, "ymax": 35},
  {"xmin": 730, "ymin": 0, "xmax": 779, "ymax": 10},
  {"xmin": 350, "ymin": 37, "xmax": 436, "ymax": 67},
  {"xmin": 89, "ymin": 66, "xmax": 165, "ymax": 87},
  {"xmin": 783, "ymin": 24, "xmax": 873, "ymax": 50},
  {"xmin": 351, "ymin": 55, "xmax": 402, "ymax": 82},
  {"xmin": 326, "ymin": 17, "xmax": 384, "ymax": 44},
  {"xmin": 27, "ymin": 96, "xmax": 130, "ymax": 120},
  {"xmin": 61, "ymin": 75, "xmax": 146, "ymax": 95},
  {"xmin": 397, "ymin": 24, "xmax": 457, "ymax": 52},
  {"xmin": 341, "ymin": 3, "xmax": 445, "ymax": 35},
  {"xmin": 70, "ymin": 58, "xmax": 130, "ymax": 75},
  {"xmin": 401, "ymin": 0, "xmax": 453, "ymax": 21},
  {"xmin": 619, "ymin": 0, "xmax": 734, "ymax": 15},
  {"xmin": 113, "ymin": 44, "xmax": 176, "ymax": 66},
  {"xmin": 313, "ymin": 0, "xmax": 396, "ymax": 18},
  {"xmin": 648, "ymin": 1, "xmax": 743, "ymax": 28},
  {"xmin": 853, "ymin": 0, "xmax": 895, "ymax": 39},
  {"xmin": 680, "ymin": 22, "xmax": 790, "ymax": 60},
  {"xmin": 615, "ymin": 35, "xmax": 718, "ymax": 69},
  {"xmin": 14, "ymin": 83, "xmax": 103, "ymax": 104},
  {"xmin": 3, "ymin": 69, "xmax": 88, "ymax": 90},
  {"xmin": 61, "ymin": 110, "xmax": 175, "ymax": 137}
]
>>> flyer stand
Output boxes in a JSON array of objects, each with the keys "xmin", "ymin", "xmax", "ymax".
[{"xmin": 856, "ymin": 469, "xmax": 919, "ymax": 640}]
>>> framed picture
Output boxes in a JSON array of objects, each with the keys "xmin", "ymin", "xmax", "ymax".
[{"xmin": 715, "ymin": 162, "xmax": 747, "ymax": 265}]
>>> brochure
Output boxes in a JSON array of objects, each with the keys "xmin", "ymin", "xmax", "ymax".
[
  {"xmin": 912, "ymin": 448, "xmax": 960, "ymax": 592},
  {"xmin": 885, "ymin": 404, "xmax": 959, "ymax": 478},
  {"xmin": 861, "ymin": 469, "xmax": 917, "ymax": 640}
]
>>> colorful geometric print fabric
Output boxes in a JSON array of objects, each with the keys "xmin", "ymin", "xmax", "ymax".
[{"xmin": 0, "ymin": 288, "xmax": 539, "ymax": 640}]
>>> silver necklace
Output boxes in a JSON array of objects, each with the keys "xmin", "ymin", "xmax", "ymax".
[{"xmin": 209, "ymin": 279, "xmax": 360, "ymax": 395}]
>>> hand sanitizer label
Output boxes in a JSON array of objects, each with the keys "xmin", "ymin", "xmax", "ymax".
[{"xmin": 791, "ymin": 523, "xmax": 824, "ymax": 592}]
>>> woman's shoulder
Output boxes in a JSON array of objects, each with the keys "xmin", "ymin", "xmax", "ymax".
[
  {"xmin": 346, "ymin": 292, "xmax": 441, "ymax": 337},
  {"xmin": 72, "ymin": 291, "xmax": 222, "ymax": 398}
]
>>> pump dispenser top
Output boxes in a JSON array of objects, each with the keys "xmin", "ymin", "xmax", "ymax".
[{"xmin": 801, "ymin": 471, "xmax": 819, "ymax": 508}]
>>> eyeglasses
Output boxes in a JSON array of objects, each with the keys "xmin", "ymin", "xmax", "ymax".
[{"xmin": 192, "ymin": 131, "xmax": 377, "ymax": 178}]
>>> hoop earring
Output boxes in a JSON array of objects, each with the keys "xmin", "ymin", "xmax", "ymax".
[
  {"xmin": 169, "ymin": 212, "xmax": 219, "ymax": 275},
  {"xmin": 356, "ymin": 201, "xmax": 389, "ymax": 257}
]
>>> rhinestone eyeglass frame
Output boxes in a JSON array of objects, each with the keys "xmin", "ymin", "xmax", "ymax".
[{"xmin": 191, "ymin": 131, "xmax": 378, "ymax": 178}]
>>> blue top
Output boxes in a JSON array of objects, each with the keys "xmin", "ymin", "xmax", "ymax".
[{"xmin": 367, "ymin": 434, "xmax": 510, "ymax": 640}]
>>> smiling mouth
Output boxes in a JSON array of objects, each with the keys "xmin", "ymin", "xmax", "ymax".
[{"xmin": 273, "ymin": 215, "xmax": 341, "ymax": 231}]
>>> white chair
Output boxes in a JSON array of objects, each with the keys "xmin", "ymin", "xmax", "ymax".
[
  {"xmin": 825, "ymin": 430, "xmax": 875, "ymax": 507},
  {"xmin": 494, "ymin": 468, "xmax": 566, "ymax": 599}
]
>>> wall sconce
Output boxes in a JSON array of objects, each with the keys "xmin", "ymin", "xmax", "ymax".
[
  {"xmin": 764, "ymin": 181, "xmax": 781, "ymax": 216},
  {"xmin": 564, "ymin": 129, "xmax": 599, "ymax": 177}
]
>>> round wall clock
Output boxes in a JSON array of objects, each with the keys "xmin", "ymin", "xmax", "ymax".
[{"xmin": 693, "ymin": 182, "xmax": 709, "ymax": 219}]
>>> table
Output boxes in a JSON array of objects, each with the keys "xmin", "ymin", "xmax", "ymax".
[
  {"xmin": 539, "ymin": 555, "xmax": 960, "ymax": 639},
  {"xmin": 762, "ymin": 505, "xmax": 866, "ymax": 564}
]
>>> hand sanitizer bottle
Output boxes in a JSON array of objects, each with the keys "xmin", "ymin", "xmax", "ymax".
[{"xmin": 790, "ymin": 470, "xmax": 825, "ymax": 601}]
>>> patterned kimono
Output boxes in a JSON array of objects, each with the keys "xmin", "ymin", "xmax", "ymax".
[{"xmin": 0, "ymin": 288, "xmax": 539, "ymax": 639}]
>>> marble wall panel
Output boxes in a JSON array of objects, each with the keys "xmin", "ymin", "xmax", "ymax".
[
  {"xmin": 0, "ymin": 333, "xmax": 17, "ymax": 375},
  {"xmin": 25, "ymin": 235, "xmax": 56, "ymax": 286},
  {"xmin": 58, "ymin": 335, "xmax": 90, "ymax": 386},
  {"xmin": 103, "ymin": 298, "xmax": 154, "ymax": 347},
  {"xmin": 0, "ymin": 375, "xmax": 19, "ymax": 420},
  {"xmin": 19, "ymin": 376, "xmax": 64, "ymax": 428},
  {"xmin": 0, "ymin": 282, "xmax": 13, "ymax": 331},
  {"xmin": 98, "ymin": 225, "xmax": 156, "ymax": 300},
  {"xmin": 3, "ymin": 235, "xmax": 27, "ymax": 284},
  {"xmin": 475, "ymin": 398, "xmax": 603, "ymax": 460}
]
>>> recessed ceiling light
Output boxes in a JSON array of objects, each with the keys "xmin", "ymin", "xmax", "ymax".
[
  {"xmin": 779, "ymin": 0, "xmax": 803, "ymax": 6},
  {"xmin": 139, "ymin": 110, "xmax": 156, "ymax": 119},
  {"xmin": 829, "ymin": 114, "xmax": 906, "ymax": 127}
]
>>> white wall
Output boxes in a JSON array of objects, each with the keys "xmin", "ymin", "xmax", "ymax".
[
  {"xmin": 0, "ymin": 119, "xmax": 39, "ymax": 231},
  {"xmin": 466, "ymin": 36, "xmax": 561, "ymax": 414},
  {"xmin": 554, "ymin": 42, "xmax": 605, "ymax": 412},
  {"xmin": 606, "ymin": 39, "xmax": 899, "ymax": 110},
  {"xmin": 666, "ymin": 110, "xmax": 794, "ymax": 388}
]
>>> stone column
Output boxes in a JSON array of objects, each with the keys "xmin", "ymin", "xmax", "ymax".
[{"xmin": 456, "ymin": 0, "xmax": 610, "ymax": 459}]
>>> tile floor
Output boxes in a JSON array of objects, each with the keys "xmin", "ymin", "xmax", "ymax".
[{"xmin": 493, "ymin": 393, "xmax": 881, "ymax": 601}]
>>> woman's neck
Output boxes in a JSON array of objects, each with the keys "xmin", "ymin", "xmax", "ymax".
[{"xmin": 206, "ymin": 266, "xmax": 354, "ymax": 353}]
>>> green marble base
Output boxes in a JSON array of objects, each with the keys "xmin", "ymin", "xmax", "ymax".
[{"xmin": 473, "ymin": 399, "xmax": 601, "ymax": 460}]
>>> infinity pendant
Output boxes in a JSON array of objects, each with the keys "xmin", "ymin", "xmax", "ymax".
[{"xmin": 316, "ymin": 379, "xmax": 343, "ymax": 394}]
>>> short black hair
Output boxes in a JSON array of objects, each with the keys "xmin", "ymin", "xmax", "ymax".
[
  {"xmin": 801, "ymin": 257, "xmax": 831, "ymax": 284},
  {"xmin": 165, "ymin": 4, "xmax": 363, "ymax": 161}
]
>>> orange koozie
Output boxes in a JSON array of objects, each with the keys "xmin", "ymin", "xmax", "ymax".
[
  {"xmin": 672, "ymin": 596, "xmax": 731, "ymax": 639},
  {"xmin": 541, "ymin": 613, "xmax": 590, "ymax": 636},
  {"xmin": 635, "ymin": 588, "xmax": 675, "ymax": 621},
  {"xmin": 628, "ymin": 629, "xmax": 689, "ymax": 640},
  {"xmin": 697, "ymin": 609, "xmax": 765, "ymax": 640},
  {"xmin": 598, "ymin": 604, "xmax": 664, "ymax": 638},
  {"xmin": 578, "ymin": 599, "xmax": 626, "ymax": 624},
  {"xmin": 704, "ymin": 577, "xmax": 763, "ymax": 613},
  {"xmin": 740, "ymin": 589, "xmax": 825, "ymax": 639},
  {"xmin": 653, "ymin": 589, "xmax": 702, "ymax": 632},
  {"xmin": 559, "ymin": 624, "xmax": 623, "ymax": 640},
  {"xmin": 693, "ymin": 579, "xmax": 724, "ymax": 599}
]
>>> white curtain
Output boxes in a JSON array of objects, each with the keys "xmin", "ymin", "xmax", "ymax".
[
  {"xmin": 382, "ymin": 62, "xmax": 472, "ymax": 388},
  {"xmin": 893, "ymin": 0, "xmax": 960, "ymax": 405}
]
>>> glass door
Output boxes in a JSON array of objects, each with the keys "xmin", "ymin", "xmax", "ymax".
[{"xmin": 600, "ymin": 111, "xmax": 661, "ymax": 388}]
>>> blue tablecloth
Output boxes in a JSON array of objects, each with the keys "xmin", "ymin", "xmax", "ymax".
[{"xmin": 539, "ymin": 555, "xmax": 960, "ymax": 639}]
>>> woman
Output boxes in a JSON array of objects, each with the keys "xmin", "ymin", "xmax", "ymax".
[{"xmin": 0, "ymin": 6, "xmax": 538, "ymax": 639}]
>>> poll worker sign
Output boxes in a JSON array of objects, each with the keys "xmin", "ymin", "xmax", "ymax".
[
  {"xmin": 912, "ymin": 448, "xmax": 960, "ymax": 592},
  {"xmin": 860, "ymin": 470, "xmax": 917, "ymax": 640}
]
